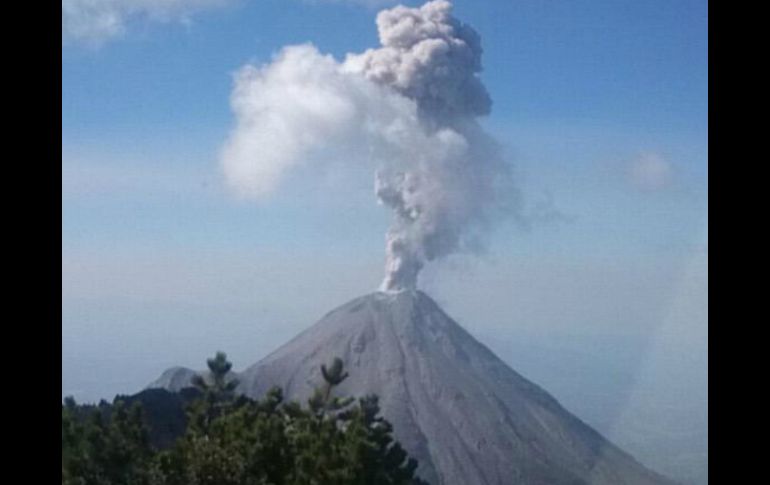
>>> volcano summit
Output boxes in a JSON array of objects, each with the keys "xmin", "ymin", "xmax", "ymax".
[{"xmin": 150, "ymin": 291, "xmax": 677, "ymax": 485}]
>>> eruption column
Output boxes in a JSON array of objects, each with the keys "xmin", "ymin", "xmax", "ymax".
[{"xmin": 220, "ymin": 1, "xmax": 517, "ymax": 292}]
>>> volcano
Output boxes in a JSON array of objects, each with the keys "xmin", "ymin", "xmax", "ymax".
[{"xmin": 149, "ymin": 291, "xmax": 676, "ymax": 485}]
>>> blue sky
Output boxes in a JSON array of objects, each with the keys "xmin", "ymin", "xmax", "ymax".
[
  {"xmin": 62, "ymin": 3, "xmax": 707, "ymax": 477},
  {"xmin": 63, "ymin": 0, "xmax": 707, "ymax": 254}
]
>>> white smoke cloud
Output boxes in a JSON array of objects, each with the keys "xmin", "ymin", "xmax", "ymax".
[
  {"xmin": 221, "ymin": 44, "xmax": 421, "ymax": 198},
  {"xmin": 62, "ymin": 0, "xmax": 233, "ymax": 45},
  {"xmin": 345, "ymin": 0, "xmax": 491, "ymax": 121},
  {"xmin": 221, "ymin": 0, "xmax": 520, "ymax": 291}
]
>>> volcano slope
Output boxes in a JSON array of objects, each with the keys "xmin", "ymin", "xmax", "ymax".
[{"xmin": 150, "ymin": 291, "xmax": 677, "ymax": 485}]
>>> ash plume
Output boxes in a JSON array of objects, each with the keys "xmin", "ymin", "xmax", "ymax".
[{"xmin": 220, "ymin": 0, "xmax": 519, "ymax": 292}]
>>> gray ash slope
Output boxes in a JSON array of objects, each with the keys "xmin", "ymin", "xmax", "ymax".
[{"xmin": 149, "ymin": 291, "xmax": 677, "ymax": 485}]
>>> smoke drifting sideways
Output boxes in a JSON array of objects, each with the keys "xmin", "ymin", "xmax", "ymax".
[{"xmin": 220, "ymin": 0, "xmax": 520, "ymax": 292}]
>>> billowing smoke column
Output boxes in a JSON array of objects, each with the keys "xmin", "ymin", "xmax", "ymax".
[{"xmin": 220, "ymin": 1, "xmax": 518, "ymax": 292}]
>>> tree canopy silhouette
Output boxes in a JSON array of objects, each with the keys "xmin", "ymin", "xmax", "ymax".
[{"xmin": 62, "ymin": 352, "xmax": 428, "ymax": 485}]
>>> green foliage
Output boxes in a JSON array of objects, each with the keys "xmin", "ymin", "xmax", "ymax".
[
  {"xmin": 62, "ymin": 353, "xmax": 428, "ymax": 485},
  {"xmin": 62, "ymin": 399, "xmax": 156, "ymax": 485}
]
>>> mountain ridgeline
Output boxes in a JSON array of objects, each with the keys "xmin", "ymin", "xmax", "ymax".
[{"xmin": 149, "ymin": 290, "xmax": 678, "ymax": 485}]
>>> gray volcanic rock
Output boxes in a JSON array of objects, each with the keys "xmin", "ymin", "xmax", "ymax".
[
  {"xmin": 150, "ymin": 290, "xmax": 677, "ymax": 485},
  {"xmin": 241, "ymin": 291, "xmax": 676, "ymax": 485}
]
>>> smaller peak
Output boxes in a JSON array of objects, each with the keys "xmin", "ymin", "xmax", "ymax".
[
  {"xmin": 161, "ymin": 366, "xmax": 195, "ymax": 374},
  {"xmin": 146, "ymin": 366, "xmax": 199, "ymax": 393}
]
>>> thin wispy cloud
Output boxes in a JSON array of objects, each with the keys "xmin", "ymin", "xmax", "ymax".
[
  {"xmin": 62, "ymin": 0, "xmax": 401, "ymax": 46},
  {"xmin": 627, "ymin": 152, "xmax": 675, "ymax": 192},
  {"xmin": 62, "ymin": 0, "xmax": 235, "ymax": 46},
  {"xmin": 304, "ymin": 0, "xmax": 399, "ymax": 7}
]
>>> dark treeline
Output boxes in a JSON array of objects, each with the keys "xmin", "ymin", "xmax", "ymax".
[{"xmin": 62, "ymin": 352, "xmax": 428, "ymax": 485}]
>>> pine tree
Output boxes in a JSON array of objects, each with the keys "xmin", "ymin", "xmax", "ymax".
[
  {"xmin": 343, "ymin": 394, "xmax": 427, "ymax": 484},
  {"xmin": 291, "ymin": 357, "xmax": 426, "ymax": 485},
  {"xmin": 192, "ymin": 351, "xmax": 239, "ymax": 397},
  {"xmin": 308, "ymin": 357, "xmax": 354, "ymax": 418},
  {"xmin": 188, "ymin": 351, "xmax": 240, "ymax": 434}
]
